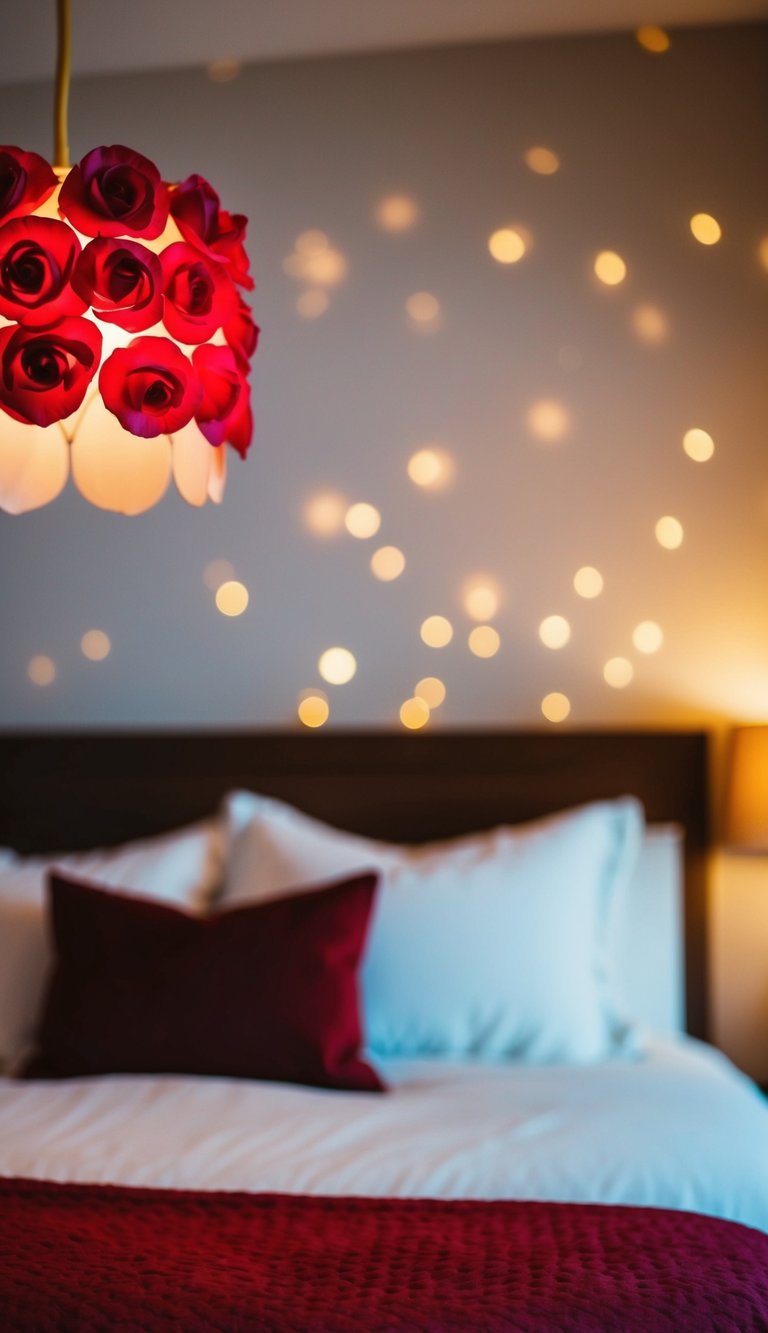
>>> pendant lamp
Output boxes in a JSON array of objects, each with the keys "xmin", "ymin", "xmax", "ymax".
[{"xmin": 0, "ymin": 0, "xmax": 258, "ymax": 515}]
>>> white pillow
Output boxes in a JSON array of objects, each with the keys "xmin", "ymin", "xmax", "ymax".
[
  {"xmin": 222, "ymin": 793, "xmax": 644, "ymax": 1063},
  {"xmin": 0, "ymin": 819, "xmax": 223, "ymax": 1073}
]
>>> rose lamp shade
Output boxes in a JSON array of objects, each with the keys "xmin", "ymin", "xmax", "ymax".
[
  {"xmin": 723, "ymin": 726, "xmax": 768, "ymax": 853},
  {"xmin": 0, "ymin": 4, "xmax": 257, "ymax": 515}
]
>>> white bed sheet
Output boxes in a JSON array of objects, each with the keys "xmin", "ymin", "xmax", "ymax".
[{"xmin": 1, "ymin": 1034, "xmax": 766, "ymax": 1232}]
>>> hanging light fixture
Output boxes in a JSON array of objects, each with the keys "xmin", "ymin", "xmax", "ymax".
[{"xmin": 0, "ymin": 0, "xmax": 258, "ymax": 515}]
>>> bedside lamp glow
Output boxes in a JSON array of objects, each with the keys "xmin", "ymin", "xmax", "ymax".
[{"xmin": 723, "ymin": 727, "xmax": 768, "ymax": 852}]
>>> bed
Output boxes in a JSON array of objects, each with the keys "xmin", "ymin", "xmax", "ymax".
[{"xmin": 0, "ymin": 729, "xmax": 767, "ymax": 1331}]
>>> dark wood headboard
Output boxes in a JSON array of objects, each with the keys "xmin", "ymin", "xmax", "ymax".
[{"xmin": 0, "ymin": 729, "xmax": 710, "ymax": 1039}]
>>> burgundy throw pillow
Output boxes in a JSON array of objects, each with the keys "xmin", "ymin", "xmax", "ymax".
[{"xmin": 26, "ymin": 871, "xmax": 383, "ymax": 1093}]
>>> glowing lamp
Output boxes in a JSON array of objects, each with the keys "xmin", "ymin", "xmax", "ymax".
[
  {"xmin": 723, "ymin": 727, "xmax": 768, "ymax": 853},
  {"xmin": 0, "ymin": 1, "xmax": 257, "ymax": 515}
]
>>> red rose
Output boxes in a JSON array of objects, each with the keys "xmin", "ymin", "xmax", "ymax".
[
  {"xmin": 99, "ymin": 335, "xmax": 200, "ymax": 438},
  {"xmin": 160, "ymin": 241, "xmax": 237, "ymax": 344},
  {"xmin": 73, "ymin": 238, "xmax": 163, "ymax": 332},
  {"xmin": 192, "ymin": 344, "xmax": 243, "ymax": 445},
  {"xmin": 0, "ymin": 217, "xmax": 86, "ymax": 327},
  {"xmin": 0, "ymin": 146, "xmax": 57, "ymax": 224},
  {"xmin": 0, "ymin": 316, "xmax": 101, "ymax": 427},
  {"xmin": 58, "ymin": 145, "xmax": 169, "ymax": 240},
  {"xmin": 224, "ymin": 296, "xmax": 259, "ymax": 371},
  {"xmin": 225, "ymin": 388, "xmax": 253, "ymax": 459},
  {"xmin": 170, "ymin": 174, "xmax": 253, "ymax": 290}
]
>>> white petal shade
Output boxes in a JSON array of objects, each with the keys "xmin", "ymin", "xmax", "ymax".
[
  {"xmin": 208, "ymin": 442, "xmax": 227, "ymax": 504},
  {"xmin": 172, "ymin": 419, "xmax": 213, "ymax": 507},
  {"xmin": 71, "ymin": 395, "xmax": 171, "ymax": 514},
  {"xmin": 0, "ymin": 415, "xmax": 69, "ymax": 514}
]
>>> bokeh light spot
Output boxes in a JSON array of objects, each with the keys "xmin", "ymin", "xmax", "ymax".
[
  {"xmin": 683, "ymin": 428, "xmax": 714, "ymax": 462},
  {"xmin": 28, "ymin": 655, "xmax": 56, "ymax": 686},
  {"xmin": 420, "ymin": 615, "xmax": 453, "ymax": 648},
  {"xmin": 406, "ymin": 292, "xmax": 441, "ymax": 328},
  {"xmin": 370, "ymin": 545, "xmax": 406, "ymax": 581},
  {"xmin": 594, "ymin": 251, "xmax": 627, "ymax": 285},
  {"xmin": 376, "ymin": 195, "xmax": 419, "ymax": 231},
  {"xmin": 215, "ymin": 581, "xmax": 249, "ymax": 617},
  {"xmin": 298, "ymin": 692, "xmax": 330, "ymax": 728},
  {"xmin": 303, "ymin": 491, "xmax": 347, "ymax": 537},
  {"xmin": 468, "ymin": 625, "xmax": 501, "ymax": 658},
  {"xmin": 632, "ymin": 304, "xmax": 669, "ymax": 344},
  {"xmin": 81, "ymin": 629, "xmax": 111, "ymax": 661},
  {"xmin": 539, "ymin": 615, "xmax": 571, "ymax": 649},
  {"xmin": 655, "ymin": 515, "xmax": 684, "ymax": 549},
  {"xmin": 407, "ymin": 446, "xmax": 454, "ymax": 489},
  {"xmin": 525, "ymin": 146, "xmax": 560, "ymax": 175},
  {"xmin": 488, "ymin": 228, "xmax": 527, "ymax": 264},
  {"xmin": 207, "ymin": 59, "xmax": 242, "ymax": 82},
  {"xmin": 527, "ymin": 399, "xmax": 569, "ymax": 442},
  {"xmin": 541, "ymin": 692, "xmax": 571, "ymax": 723},
  {"xmin": 415, "ymin": 676, "xmax": 446, "ymax": 708},
  {"xmin": 690, "ymin": 213, "xmax": 721, "ymax": 246},
  {"xmin": 603, "ymin": 657, "xmax": 634, "ymax": 688},
  {"xmin": 296, "ymin": 289, "xmax": 329, "ymax": 319},
  {"xmin": 574, "ymin": 566, "xmax": 603, "ymax": 598},
  {"xmin": 400, "ymin": 696, "xmax": 430, "ymax": 730},
  {"xmin": 345, "ymin": 502, "xmax": 381, "ymax": 539},
  {"xmin": 463, "ymin": 581, "xmax": 500, "ymax": 621},
  {"xmin": 633, "ymin": 621, "xmax": 664, "ymax": 654},
  {"xmin": 203, "ymin": 558, "xmax": 235, "ymax": 589},
  {"xmin": 636, "ymin": 25, "xmax": 670, "ymax": 52},
  {"xmin": 318, "ymin": 647, "xmax": 357, "ymax": 684}
]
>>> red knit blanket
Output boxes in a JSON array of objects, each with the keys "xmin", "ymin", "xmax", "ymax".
[{"xmin": 1, "ymin": 1178, "xmax": 767, "ymax": 1331}]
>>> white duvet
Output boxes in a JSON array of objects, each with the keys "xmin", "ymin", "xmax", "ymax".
[{"xmin": 1, "ymin": 1034, "xmax": 766, "ymax": 1233}]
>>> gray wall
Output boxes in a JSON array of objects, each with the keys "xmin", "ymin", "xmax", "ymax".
[
  {"xmin": 0, "ymin": 25, "xmax": 765, "ymax": 730},
  {"xmin": 1, "ymin": 27, "xmax": 767, "ymax": 1073}
]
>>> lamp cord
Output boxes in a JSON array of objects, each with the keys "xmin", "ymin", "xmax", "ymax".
[{"xmin": 54, "ymin": 0, "xmax": 71, "ymax": 168}]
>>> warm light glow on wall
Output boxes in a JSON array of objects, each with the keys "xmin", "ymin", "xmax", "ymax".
[
  {"xmin": 524, "ymin": 146, "xmax": 560, "ymax": 175},
  {"xmin": 296, "ymin": 290, "xmax": 329, "ymax": 319},
  {"xmin": 304, "ymin": 491, "xmax": 347, "ymax": 537},
  {"xmin": 632, "ymin": 620, "xmax": 663, "ymax": 654},
  {"xmin": 683, "ymin": 428, "xmax": 715, "ymax": 462},
  {"xmin": 759, "ymin": 237, "xmax": 768, "ymax": 272},
  {"xmin": 284, "ymin": 232, "xmax": 347, "ymax": 287},
  {"xmin": 297, "ymin": 691, "xmax": 330, "ymax": 728},
  {"xmin": 81, "ymin": 629, "xmax": 111, "ymax": 661},
  {"xmin": 541, "ymin": 692, "xmax": 571, "ymax": 723},
  {"xmin": 463, "ymin": 581, "xmax": 500, "ymax": 621},
  {"xmin": 415, "ymin": 676, "xmax": 446, "ymax": 708},
  {"xmin": 655, "ymin": 515, "xmax": 684, "ymax": 549},
  {"xmin": 603, "ymin": 656, "xmax": 634, "ymax": 688},
  {"xmin": 375, "ymin": 195, "xmax": 419, "ymax": 231},
  {"xmin": 632, "ymin": 305, "xmax": 669, "ymax": 344},
  {"xmin": 527, "ymin": 399, "xmax": 569, "ymax": 442},
  {"xmin": 488, "ymin": 228, "xmax": 527, "ymax": 264},
  {"xmin": 400, "ymin": 696, "xmax": 430, "ymax": 730},
  {"xmin": 203, "ymin": 558, "xmax": 235, "ymax": 590},
  {"xmin": 407, "ymin": 447, "xmax": 454, "ymax": 489},
  {"xmin": 539, "ymin": 615, "xmax": 571, "ymax": 649},
  {"xmin": 345, "ymin": 502, "xmax": 381, "ymax": 539},
  {"xmin": 690, "ymin": 213, "xmax": 722, "ymax": 246},
  {"xmin": 215, "ymin": 581, "xmax": 249, "ymax": 617},
  {"xmin": 296, "ymin": 230, "xmax": 329, "ymax": 256},
  {"xmin": 370, "ymin": 545, "xmax": 406, "ymax": 581},
  {"xmin": 406, "ymin": 292, "xmax": 441, "ymax": 328},
  {"xmin": 573, "ymin": 566, "xmax": 603, "ymax": 598},
  {"xmin": 420, "ymin": 615, "xmax": 453, "ymax": 647},
  {"xmin": 635, "ymin": 26, "xmax": 670, "ymax": 53},
  {"xmin": 594, "ymin": 251, "xmax": 627, "ymax": 285},
  {"xmin": 318, "ymin": 646, "xmax": 357, "ymax": 684},
  {"xmin": 28, "ymin": 655, "xmax": 56, "ymax": 686},
  {"xmin": 468, "ymin": 625, "xmax": 500, "ymax": 658}
]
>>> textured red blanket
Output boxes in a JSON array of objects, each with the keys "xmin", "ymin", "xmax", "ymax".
[{"xmin": 1, "ymin": 1178, "xmax": 767, "ymax": 1332}]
